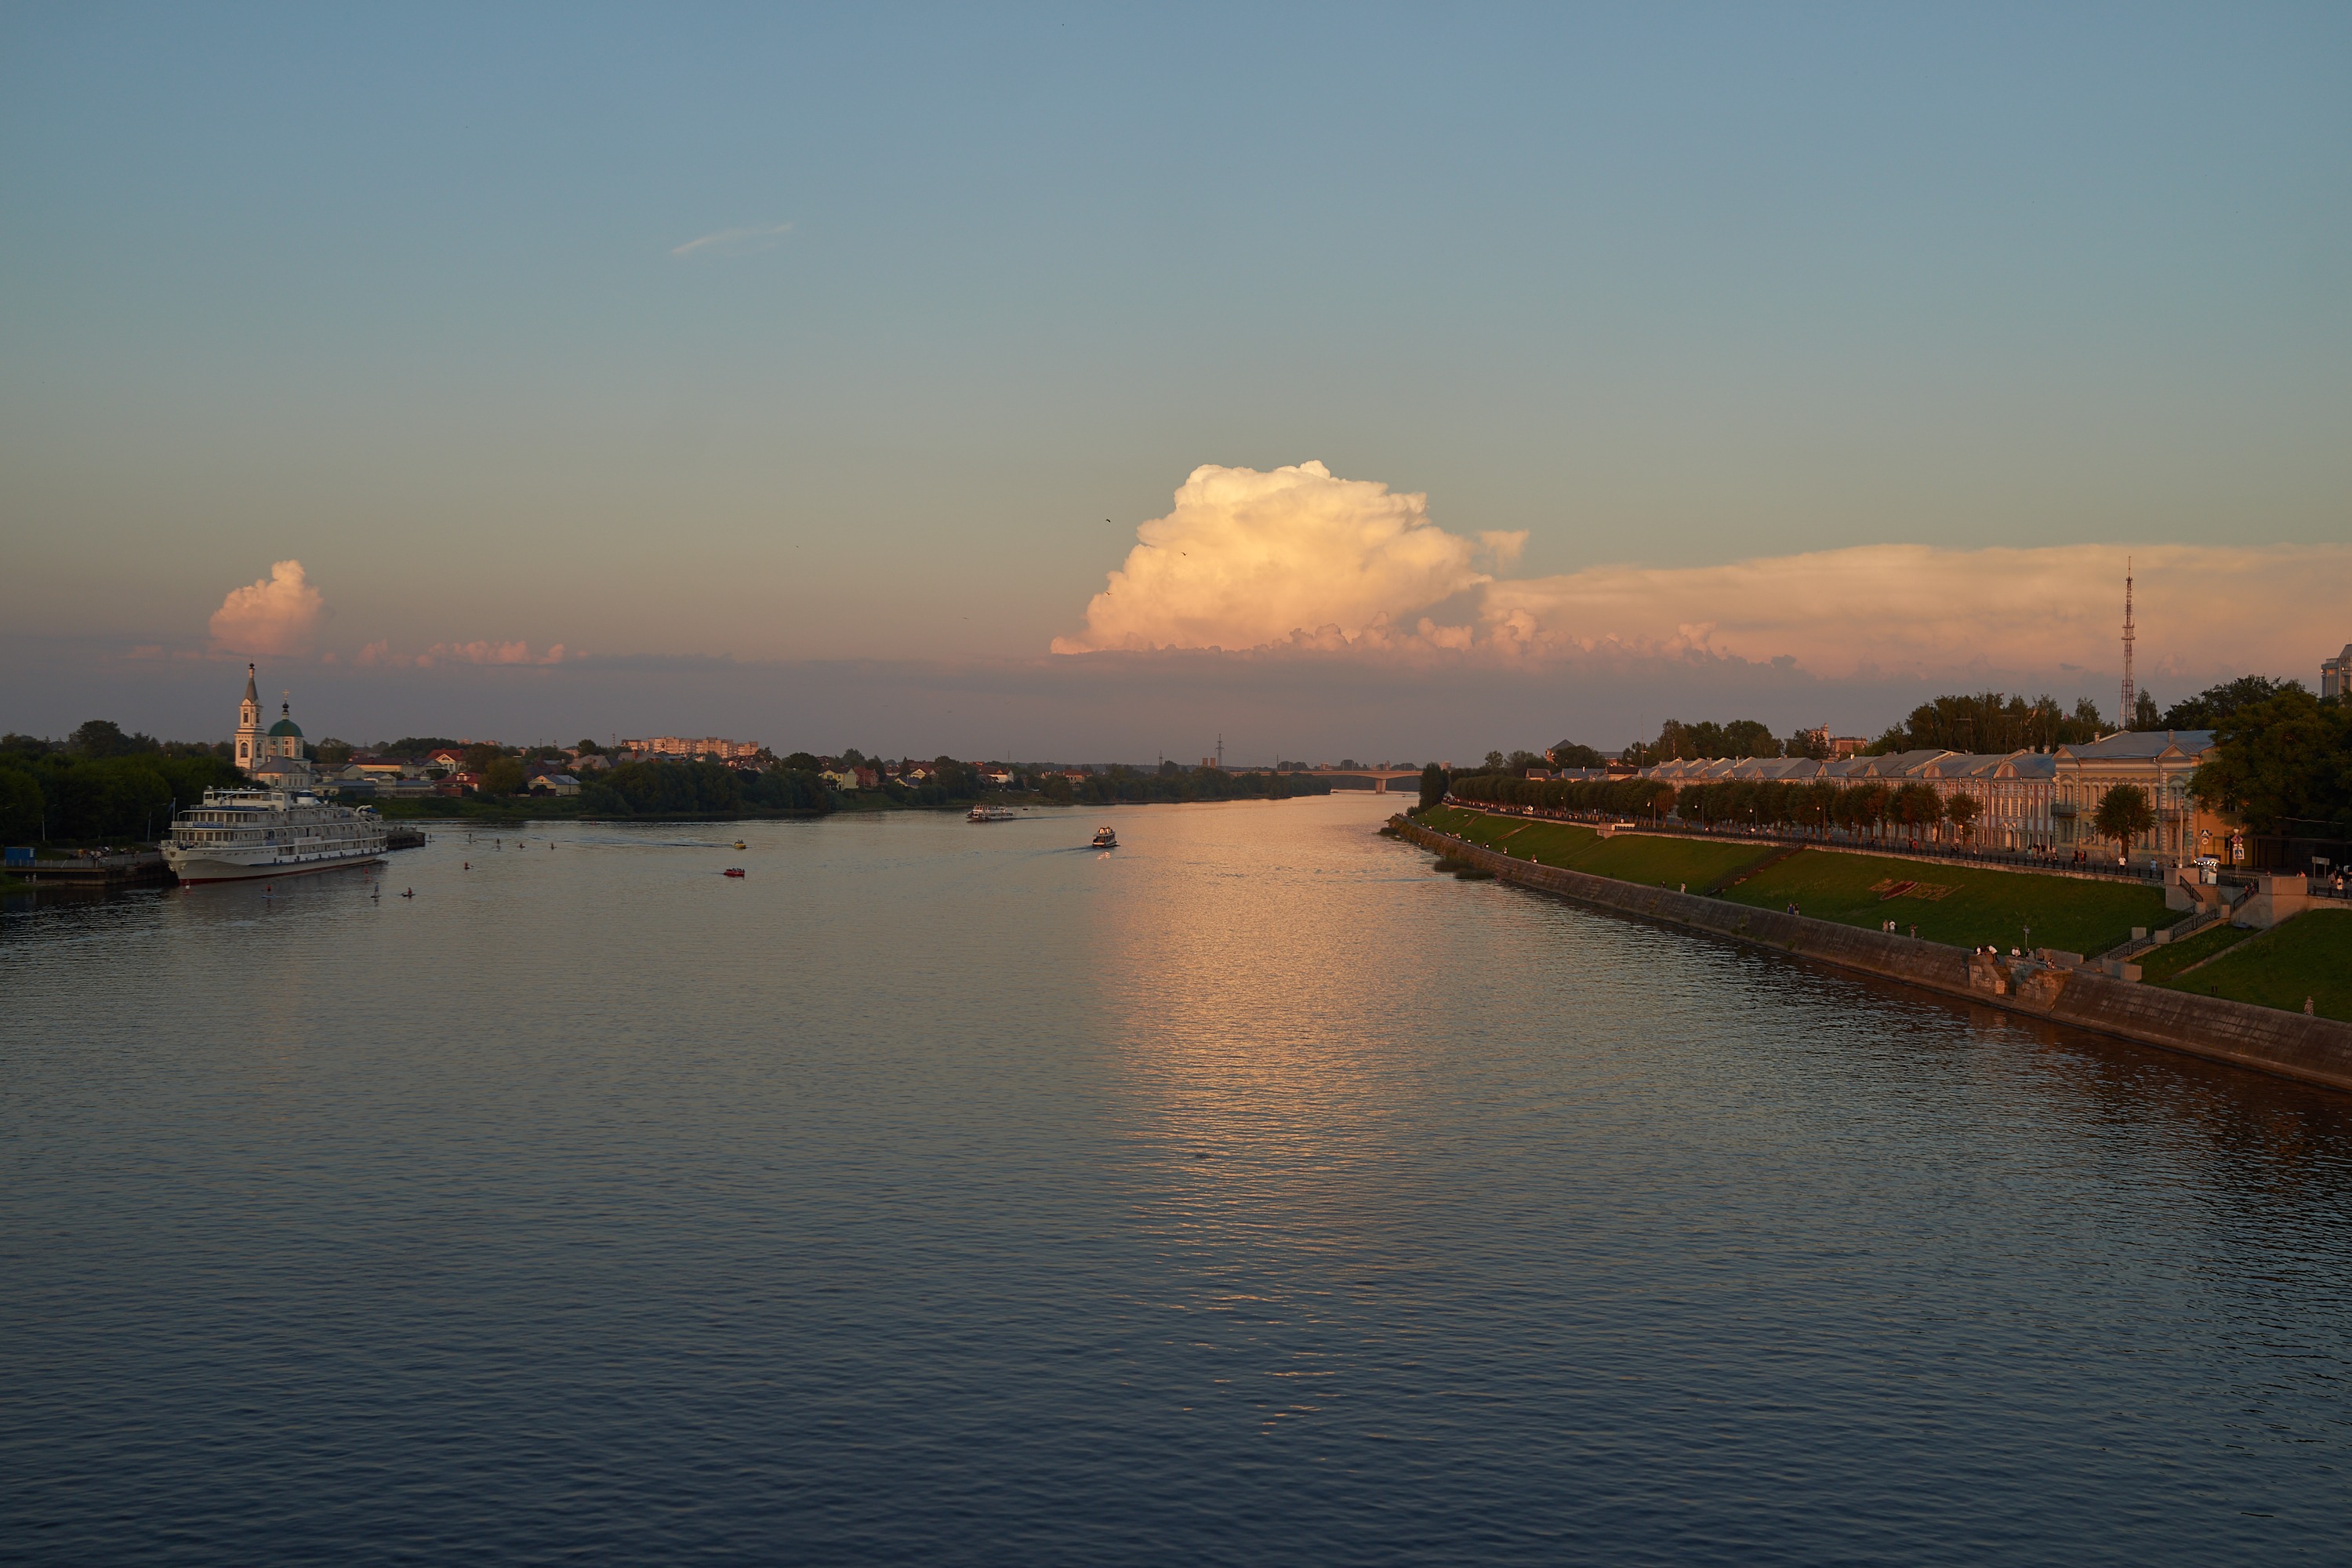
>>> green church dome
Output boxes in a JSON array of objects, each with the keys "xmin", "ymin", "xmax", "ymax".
[{"xmin": 268, "ymin": 717, "xmax": 304, "ymax": 738}]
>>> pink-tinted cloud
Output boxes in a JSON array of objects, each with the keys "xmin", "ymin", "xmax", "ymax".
[
  {"xmin": 357, "ymin": 639, "xmax": 584, "ymax": 668},
  {"xmin": 1478, "ymin": 542, "xmax": 2350, "ymax": 680},
  {"xmin": 209, "ymin": 560, "xmax": 325, "ymax": 657},
  {"xmin": 1051, "ymin": 463, "xmax": 1497, "ymax": 652},
  {"xmin": 1051, "ymin": 466, "xmax": 2346, "ymax": 686}
]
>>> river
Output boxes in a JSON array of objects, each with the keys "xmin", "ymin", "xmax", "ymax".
[{"xmin": 5, "ymin": 793, "xmax": 2348, "ymax": 1564}]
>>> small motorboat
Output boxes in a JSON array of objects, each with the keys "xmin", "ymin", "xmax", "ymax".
[
  {"xmin": 1091, "ymin": 826, "xmax": 1118, "ymax": 849},
  {"xmin": 722, "ymin": 867, "xmax": 746, "ymax": 877},
  {"xmin": 733, "ymin": 840, "xmax": 747, "ymax": 850}
]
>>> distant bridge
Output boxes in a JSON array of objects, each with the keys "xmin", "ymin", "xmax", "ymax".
[{"xmin": 1288, "ymin": 768, "xmax": 1421, "ymax": 794}]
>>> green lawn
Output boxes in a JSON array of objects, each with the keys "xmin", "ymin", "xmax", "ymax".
[
  {"xmin": 2160, "ymin": 909, "xmax": 2352, "ymax": 1022},
  {"xmin": 1413, "ymin": 808, "xmax": 1780, "ymax": 891},
  {"xmin": 1719, "ymin": 848, "xmax": 2169, "ymax": 956},
  {"xmin": 2136, "ymin": 921, "xmax": 2256, "ymax": 984}
]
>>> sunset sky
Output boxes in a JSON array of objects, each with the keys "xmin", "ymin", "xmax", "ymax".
[{"xmin": 5, "ymin": 5, "xmax": 2346, "ymax": 760}]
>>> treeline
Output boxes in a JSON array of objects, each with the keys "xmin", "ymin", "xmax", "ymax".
[
  {"xmin": 1444, "ymin": 771, "xmax": 1678, "ymax": 821},
  {"xmin": 579, "ymin": 760, "xmax": 832, "ymax": 818},
  {"xmin": 0, "ymin": 750, "xmax": 248, "ymax": 841},
  {"xmin": 1046, "ymin": 767, "xmax": 1331, "ymax": 806},
  {"xmin": 1621, "ymin": 719, "xmax": 1788, "ymax": 766},
  {"xmin": 1869, "ymin": 692, "xmax": 2107, "ymax": 754},
  {"xmin": 1443, "ymin": 770, "xmax": 1984, "ymax": 843}
]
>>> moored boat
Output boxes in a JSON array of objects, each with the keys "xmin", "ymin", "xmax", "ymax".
[{"xmin": 161, "ymin": 666, "xmax": 387, "ymax": 884}]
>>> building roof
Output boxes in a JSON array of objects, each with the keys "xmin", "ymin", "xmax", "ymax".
[
  {"xmin": 268, "ymin": 717, "xmax": 303, "ymax": 738},
  {"xmin": 1852, "ymin": 749, "xmax": 1955, "ymax": 777},
  {"xmin": 2055, "ymin": 730, "xmax": 2216, "ymax": 762},
  {"xmin": 1916, "ymin": 752, "xmax": 2019, "ymax": 779}
]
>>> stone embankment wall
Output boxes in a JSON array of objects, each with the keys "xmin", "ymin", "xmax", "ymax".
[{"xmin": 1399, "ymin": 818, "xmax": 2352, "ymax": 1096}]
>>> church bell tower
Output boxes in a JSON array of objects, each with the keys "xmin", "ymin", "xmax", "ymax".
[{"xmin": 234, "ymin": 664, "xmax": 263, "ymax": 768}]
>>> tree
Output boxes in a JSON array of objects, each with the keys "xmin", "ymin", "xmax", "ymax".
[
  {"xmin": 1847, "ymin": 782, "xmax": 1890, "ymax": 843},
  {"xmin": 2073, "ymin": 697, "xmax": 2105, "ymax": 731},
  {"xmin": 1945, "ymin": 792, "xmax": 1982, "ymax": 844},
  {"xmin": 2132, "ymin": 691, "xmax": 2160, "ymax": 730},
  {"xmin": 1893, "ymin": 782, "xmax": 1944, "ymax": 840},
  {"xmin": 479, "ymin": 757, "xmax": 528, "ymax": 796},
  {"xmin": 1418, "ymin": 764, "xmax": 1447, "ymax": 813},
  {"xmin": 2187, "ymin": 688, "xmax": 2352, "ymax": 835},
  {"xmin": 315, "ymin": 737, "xmax": 354, "ymax": 764},
  {"xmin": 1548, "ymin": 740, "xmax": 1605, "ymax": 769},
  {"xmin": 2092, "ymin": 783, "xmax": 2156, "ymax": 862},
  {"xmin": 462, "ymin": 743, "xmax": 500, "ymax": 775},
  {"xmin": 2159, "ymin": 675, "xmax": 2305, "ymax": 732},
  {"xmin": 70, "ymin": 720, "xmax": 157, "ymax": 758},
  {"xmin": 0, "ymin": 767, "xmax": 43, "ymax": 838}
]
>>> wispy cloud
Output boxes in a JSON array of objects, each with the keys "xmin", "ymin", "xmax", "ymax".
[
  {"xmin": 670, "ymin": 223, "xmax": 792, "ymax": 259},
  {"xmin": 356, "ymin": 640, "xmax": 583, "ymax": 668}
]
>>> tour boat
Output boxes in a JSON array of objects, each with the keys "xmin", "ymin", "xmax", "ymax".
[
  {"xmin": 1091, "ymin": 826, "xmax": 1118, "ymax": 848},
  {"xmin": 160, "ymin": 667, "xmax": 387, "ymax": 884},
  {"xmin": 969, "ymin": 804, "xmax": 1019, "ymax": 822}
]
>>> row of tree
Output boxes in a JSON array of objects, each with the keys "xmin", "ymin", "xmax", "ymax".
[
  {"xmin": 1438, "ymin": 768, "xmax": 2170, "ymax": 858},
  {"xmin": 578, "ymin": 760, "xmax": 832, "ymax": 817},
  {"xmin": 0, "ymin": 750, "xmax": 248, "ymax": 842}
]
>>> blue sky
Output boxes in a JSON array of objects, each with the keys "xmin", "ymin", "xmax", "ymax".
[{"xmin": 4, "ymin": 4, "xmax": 2346, "ymax": 757}]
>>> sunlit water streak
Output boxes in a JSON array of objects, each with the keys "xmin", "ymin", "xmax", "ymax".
[{"xmin": 4, "ymin": 796, "xmax": 2348, "ymax": 1565}]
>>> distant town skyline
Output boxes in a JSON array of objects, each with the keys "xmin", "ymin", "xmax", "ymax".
[{"xmin": 5, "ymin": 6, "xmax": 2346, "ymax": 753}]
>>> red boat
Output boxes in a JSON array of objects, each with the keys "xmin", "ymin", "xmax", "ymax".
[{"xmin": 722, "ymin": 867, "xmax": 746, "ymax": 877}]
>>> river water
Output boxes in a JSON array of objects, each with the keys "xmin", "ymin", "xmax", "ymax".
[{"xmin": 5, "ymin": 794, "xmax": 2348, "ymax": 1565}]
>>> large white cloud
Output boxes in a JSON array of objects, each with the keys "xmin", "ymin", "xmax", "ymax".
[
  {"xmin": 1050, "ymin": 463, "xmax": 1493, "ymax": 653},
  {"xmin": 208, "ymin": 560, "xmax": 325, "ymax": 657},
  {"xmin": 1052, "ymin": 467, "xmax": 2347, "ymax": 691}
]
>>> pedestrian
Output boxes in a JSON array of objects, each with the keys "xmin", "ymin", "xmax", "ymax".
[{"xmin": 2308, "ymin": 998, "xmax": 2318, "ymax": 1016}]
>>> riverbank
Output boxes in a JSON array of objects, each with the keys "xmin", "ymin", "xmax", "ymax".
[
  {"xmin": 1419, "ymin": 804, "xmax": 2169, "ymax": 957},
  {"xmin": 1399, "ymin": 812, "xmax": 2352, "ymax": 1096}
]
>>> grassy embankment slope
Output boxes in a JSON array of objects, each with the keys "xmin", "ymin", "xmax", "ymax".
[
  {"xmin": 1417, "ymin": 805, "xmax": 2169, "ymax": 958},
  {"xmin": 2156, "ymin": 909, "xmax": 2352, "ymax": 1022},
  {"xmin": 1419, "ymin": 806, "xmax": 1767, "ymax": 889}
]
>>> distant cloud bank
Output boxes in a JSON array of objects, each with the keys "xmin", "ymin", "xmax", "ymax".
[
  {"xmin": 358, "ymin": 639, "xmax": 582, "ymax": 668},
  {"xmin": 1055, "ymin": 464, "xmax": 2348, "ymax": 687}
]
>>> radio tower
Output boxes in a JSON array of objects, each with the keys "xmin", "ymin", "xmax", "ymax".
[{"xmin": 2118, "ymin": 558, "xmax": 2136, "ymax": 728}]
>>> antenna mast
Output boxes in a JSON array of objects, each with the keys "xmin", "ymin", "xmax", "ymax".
[{"xmin": 2119, "ymin": 558, "xmax": 2136, "ymax": 727}]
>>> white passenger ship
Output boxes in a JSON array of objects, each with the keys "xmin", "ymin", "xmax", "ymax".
[{"xmin": 160, "ymin": 666, "xmax": 387, "ymax": 884}]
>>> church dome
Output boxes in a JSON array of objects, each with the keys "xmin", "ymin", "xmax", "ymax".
[{"xmin": 269, "ymin": 717, "xmax": 304, "ymax": 738}]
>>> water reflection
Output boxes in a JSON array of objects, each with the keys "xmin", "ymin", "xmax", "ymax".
[{"xmin": 7, "ymin": 797, "xmax": 2352, "ymax": 1564}]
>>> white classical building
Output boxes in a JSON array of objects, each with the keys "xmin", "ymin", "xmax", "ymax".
[{"xmin": 1619, "ymin": 731, "xmax": 2228, "ymax": 862}]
